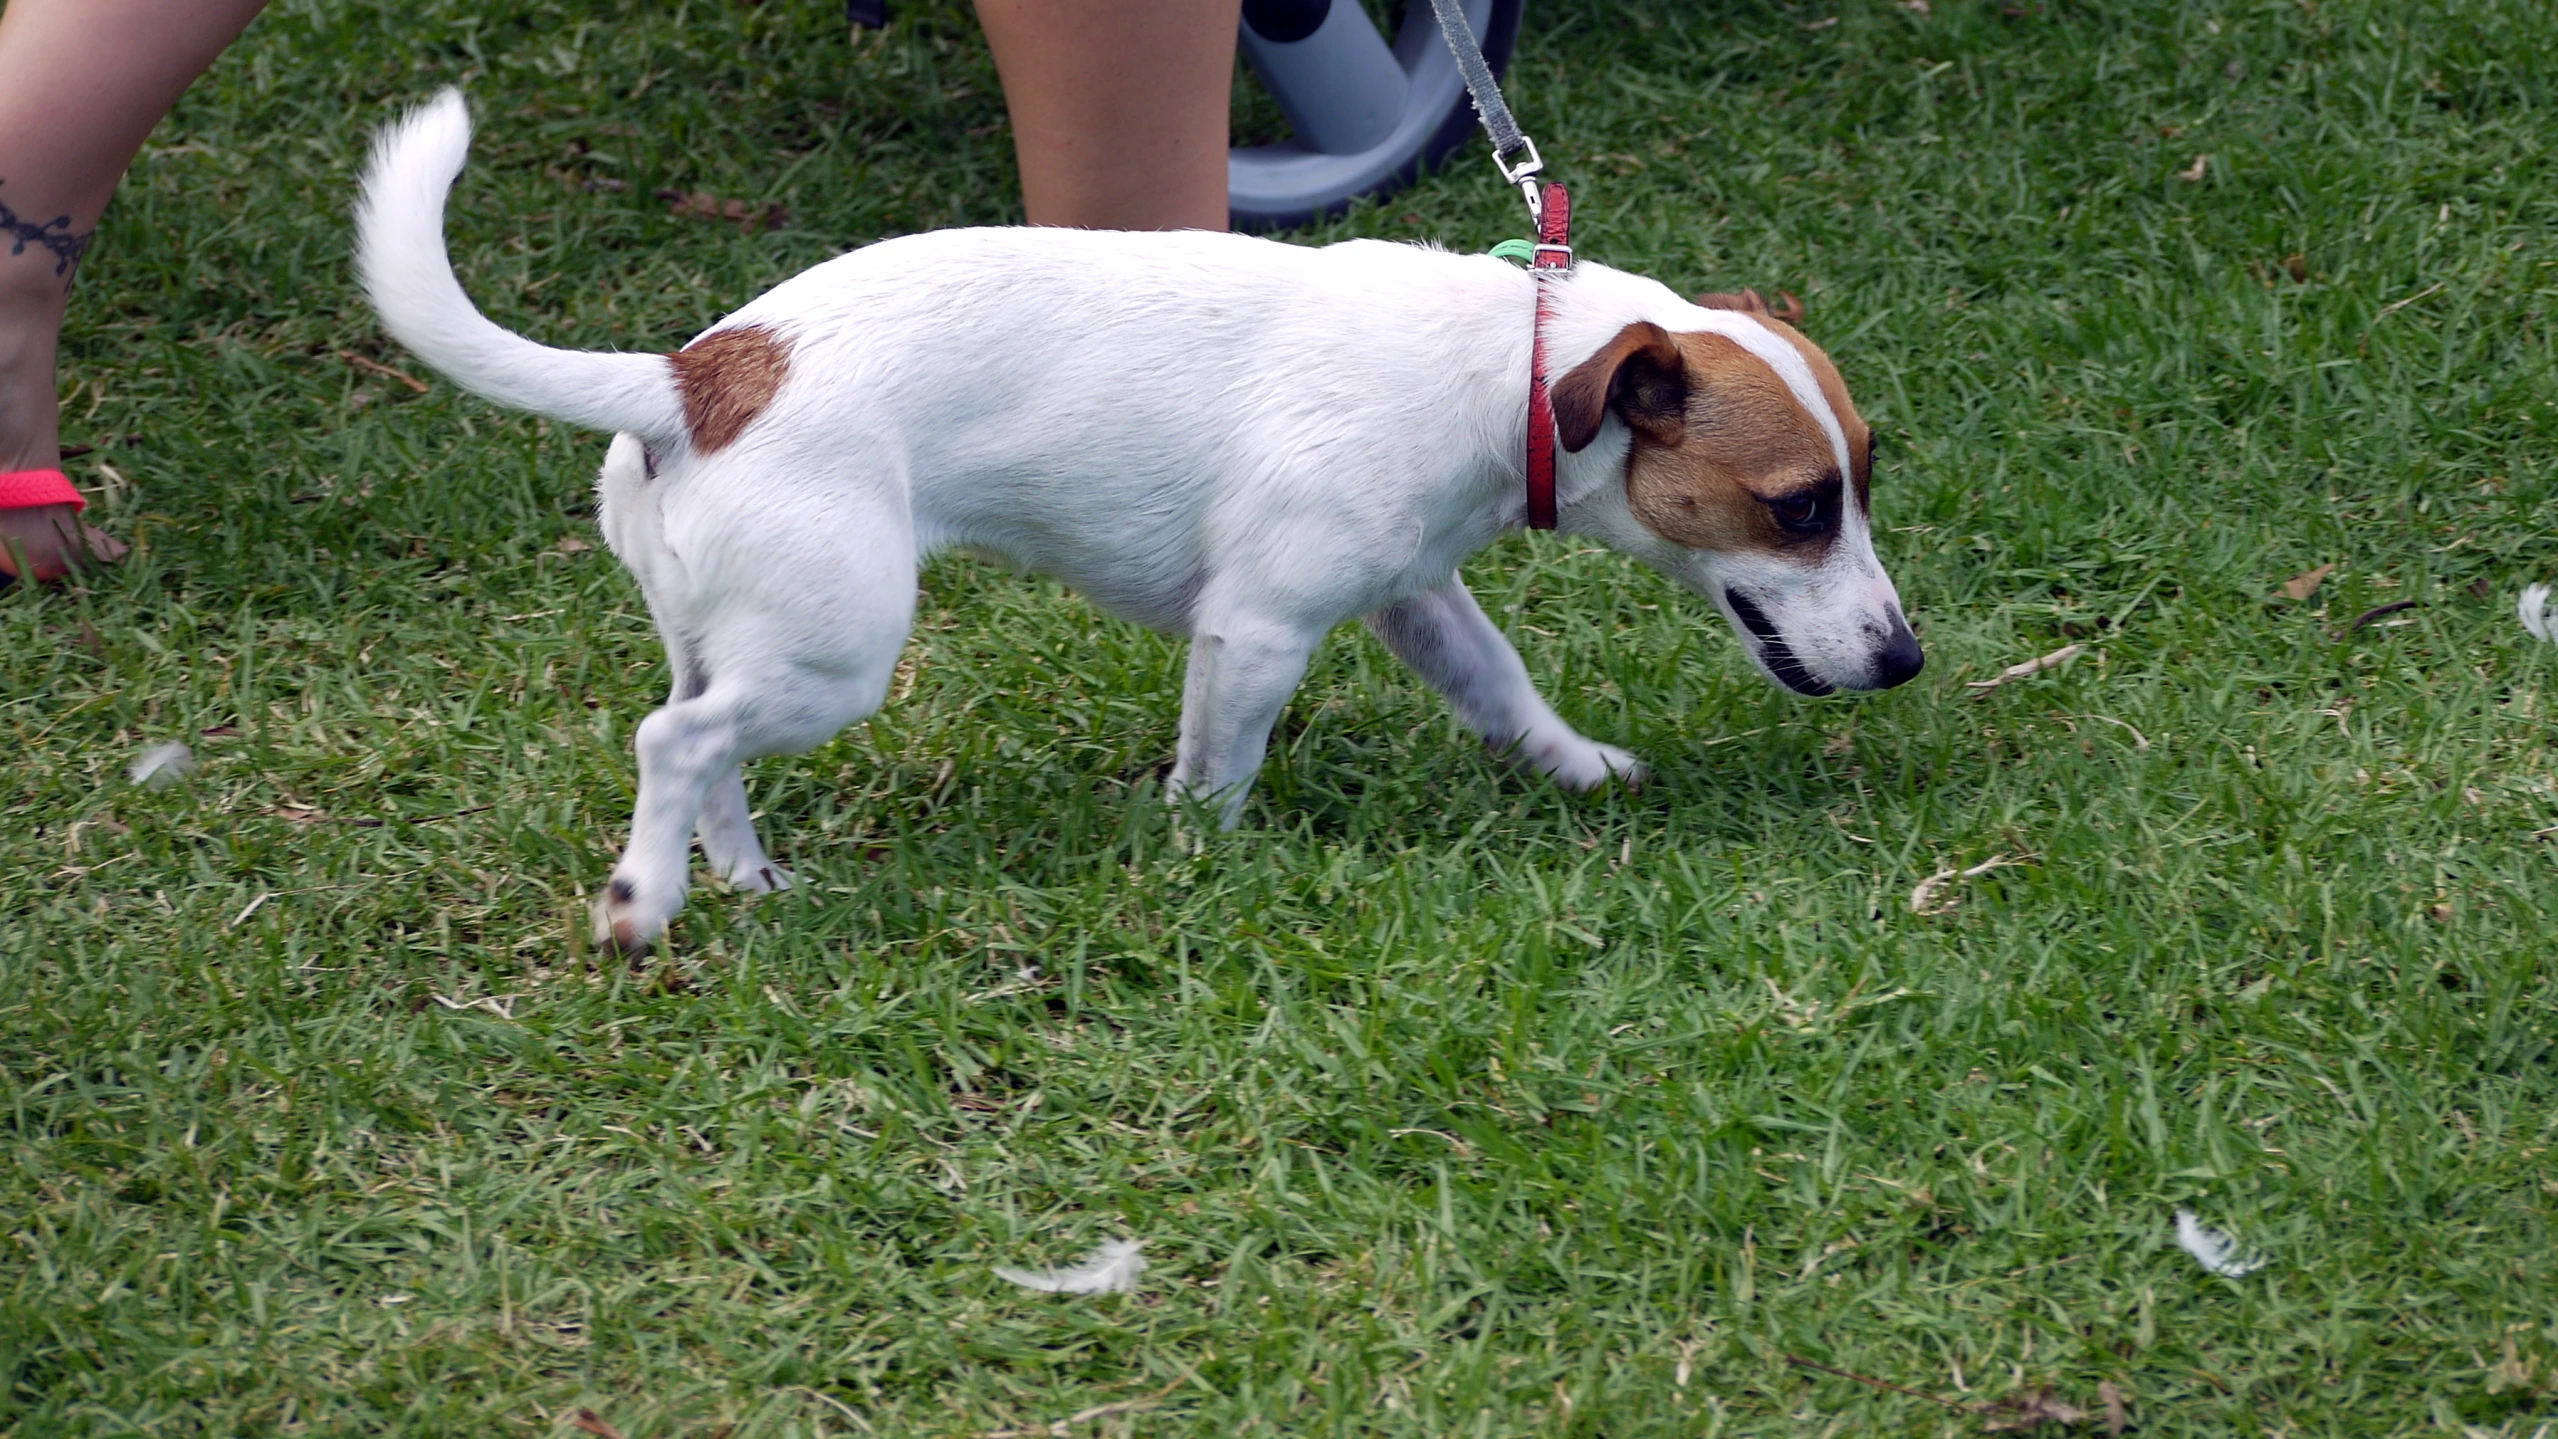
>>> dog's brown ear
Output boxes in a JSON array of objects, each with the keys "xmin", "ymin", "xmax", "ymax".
[
  {"xmin": 1695, "ymin": 287, "xmax": 1806, "ymax": 325},
  {"xmin": 1553, "ymin": 321, "xmax": 1687, "ymax": 453}
]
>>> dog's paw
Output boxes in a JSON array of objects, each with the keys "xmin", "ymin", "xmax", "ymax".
[
  {"xmin": 723, "ymin": 861, "xmax": 794, "ymax": 893},
  {"xmin": 1514, "ymin": 733, "xmax": 1648, "ymax": 793},
  {"xmin": 592, "ymin": 874, "xmax": 676, "ymax": 957}
]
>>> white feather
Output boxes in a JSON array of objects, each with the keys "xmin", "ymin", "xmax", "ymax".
[
  {"xmin": 2174, "ymin": 1209, "xmax": 2266, "ymax": 1277},
  {"xmin": 2519, "ymin": 584, "xmax": 2553, "ymax": 644},
  {"xmin": 994, "ymin": 1239, "xmax": 1147, "ymax": 1295},
  {"xmin": 128, "ymin": 741, "xmax": 196, "ymax": 790}
]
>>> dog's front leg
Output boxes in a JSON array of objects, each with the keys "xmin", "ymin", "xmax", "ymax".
[
  {"xmin": 1365, "ymin": 578, "xmax": 1645, "ymax": 791},
  {"xmin": 1166, "ymin": 613, "xmax": 1321, "ymax": 829}
]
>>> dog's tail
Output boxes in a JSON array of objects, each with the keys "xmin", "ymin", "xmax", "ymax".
[{"xmin": 356, "ymin": 89, "xmax": 685, "ymax": 442}]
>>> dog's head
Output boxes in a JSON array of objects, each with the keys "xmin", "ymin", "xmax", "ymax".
[{"xmin": 1554, "ymin": 287, "xmax": 1921, "ymax": 697}]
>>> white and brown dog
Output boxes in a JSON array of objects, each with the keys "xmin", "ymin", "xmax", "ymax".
[{"xmin": 356, "ymin": 91, "xmax": 1922, "ymax": 950}]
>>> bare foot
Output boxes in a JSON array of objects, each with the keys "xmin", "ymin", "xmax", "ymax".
[
  {"xmin": 0, "ymin": 499, "xmax": 122, "ymax": 581},
  {"xmin": 0, "ymin": 209, "xmax": 123, "ymax": 583}
]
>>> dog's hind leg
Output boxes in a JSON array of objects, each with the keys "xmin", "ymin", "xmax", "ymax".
[
  {"xmin": 598, "ymin": 507, "xmax": 918, "ymax": 951},
  {"xmin": 599, "ymin": 647, "xmax": 901, "ymax": 951},
  {"xmin": 596, "ymin": 692, "xmax": 753, "ymax": 953},
  {"xmin": 665, "ymin": 622, "xmax": 792, "ymax": 894},
  {"xmin": 697, "ymin": 768, "xmax": 791, "ymax": 893},
  {"xmin": 1365, "ymin": 577, "xmax": 1645, "ymax": 791}
]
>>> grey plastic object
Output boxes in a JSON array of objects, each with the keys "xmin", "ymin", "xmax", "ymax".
[{"xmin": 1230, "ymin": 0, "xmax": 1526, "ymax": 232}]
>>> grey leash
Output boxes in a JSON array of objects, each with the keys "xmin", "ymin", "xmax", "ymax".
[{"xmin": 1426, "ymin": 0, "xmax": 1548, "ymax": 226}]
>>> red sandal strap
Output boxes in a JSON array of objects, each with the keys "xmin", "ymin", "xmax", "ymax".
[{"xmin": 0, "ymin": 468, "xmax": 85, "ymax": 511}]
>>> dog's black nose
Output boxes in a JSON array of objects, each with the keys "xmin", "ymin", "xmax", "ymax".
[{"xmin": 1871, "ymin": 615, "xmax": 1925, "ymax": 690}]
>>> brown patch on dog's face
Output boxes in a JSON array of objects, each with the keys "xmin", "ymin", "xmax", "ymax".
[
  {"xmin": 1757, "ymin": 317, "xmax": 1874, "ymax": 510},
  {"xmin": 668, "ymin": 325, "xmax": 791, "ymax": 454},
  {"xmin": 1686, "ymin": 298, "xmax": 1875, "ymax": 506},
  {"xmin": 1559, "ymin": 322, "xmax": 1867, "ymax": 556}
]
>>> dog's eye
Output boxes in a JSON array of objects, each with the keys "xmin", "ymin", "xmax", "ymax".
[{"xmin": 1773, "ymin": 491, "xmax": 1824, "ymax": 532}]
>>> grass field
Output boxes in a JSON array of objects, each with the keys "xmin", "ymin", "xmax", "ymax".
[{"xmin": 6, "ymin": 0, "xmax": 2558, "ymax": 1433}]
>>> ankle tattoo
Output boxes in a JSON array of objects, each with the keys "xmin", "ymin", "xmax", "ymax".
[{"xmin": 0, "ymin": 182, "xmax": 92, "ymax": 282}]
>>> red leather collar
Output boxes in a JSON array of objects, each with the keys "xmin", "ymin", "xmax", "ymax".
[{"xmin": 1523, "ymin": 181, "xmax": 1572, "ymax": 530}]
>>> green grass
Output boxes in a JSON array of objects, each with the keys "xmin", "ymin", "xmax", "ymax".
[{"xmin": 7, "ymin": 0, "xmax": 2558, "ymax": 1433}]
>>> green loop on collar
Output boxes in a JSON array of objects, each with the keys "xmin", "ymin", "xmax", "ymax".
[{"xmin": 1487, "ymin": 238, "xmax": 1536, "ymax": 265}]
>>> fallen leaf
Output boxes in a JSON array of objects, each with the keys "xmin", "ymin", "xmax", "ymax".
[
  {"xmin": 570, "ymin": 1412, "xmax": 627, "ymax": 1439},
  {"xmin": 1966, "ymin": 642, "xmax": 2085, "ymax": 693},
  {"xmin": 2374, "ymin": 281, "xmax": 2445, "ymax": 322},
  {"xmin": 655, "ymin": 188, "xmax": 789, "ymax": 233},
  {"xmin": 337, "ymin": 349, "xmax": 430, "ymax": 394},
  {"xmin": 1909, "ymin": 854, "xmax": 2027, "ymax": 915},
  {"xmin": 554, "ymin": 535, "xmax": 593, "ymax": 554},
  {"xmin": 2279, "ymin": 563, "xmax": 2335, "ymax": 601},
  {"xmin": 2176, "ymin": 154, "xmax": 2210, "ymax": 182},
  {"xmin": 2282, "ymin": 252, "xmax": 2308, "ymax": 282},
  {"xmin": 1981, "ymin": 1388, "xmax": 2090, "ymax": 1432},
  {"xmin": 2099, "ymin": 1380, "xmax": 2129, "ymax": 1436},
  {"xmin": 2346, "ymin": 600, "xmax": 2417, "ymax": 632},
  {"xmin": 1899, "ymin": 0, "xmax": 1930, "ymax": 12},
  {"xmin": 431, "ymin": 992, "xmax": 517, "ymax": 1019},
  {"xmin": 2486, "ymin": 1333, "xmax": 2536, "ymax": 1394}
]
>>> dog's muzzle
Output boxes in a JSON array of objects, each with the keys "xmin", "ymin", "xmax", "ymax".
[
  {"xmin": 1725, "ymin": 589, "xmax": 1833, "ymax": 696},
  {"xmin": 1726, "ymin": 589, "xmax": 1925, "ymax": 695},
  {"xmin": 1870, "ymin": 612, "xmax": 1925, "ymax": 690}
]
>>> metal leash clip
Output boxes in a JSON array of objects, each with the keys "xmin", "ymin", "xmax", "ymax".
[
  {"xmin": 1493, "ymin": 136, "xmax": 1545, "ymax": 226},
  {"xmin": 1430, "ymin": 0, "xmax": 1550, "ymax": 229}
]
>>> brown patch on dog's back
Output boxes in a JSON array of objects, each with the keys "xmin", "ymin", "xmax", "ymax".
[{"xmin": 668, "ymin": 325, "xmax": 791, "ymax": 453}]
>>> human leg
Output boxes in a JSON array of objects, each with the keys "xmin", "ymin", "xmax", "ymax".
[
  {"xmin": 972, "ymin": 0, "xmax": 1241, "ymax": 231},
  {"xmin": 0, "ymin": 0, "xmax": 267, "ymax": 581}
]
